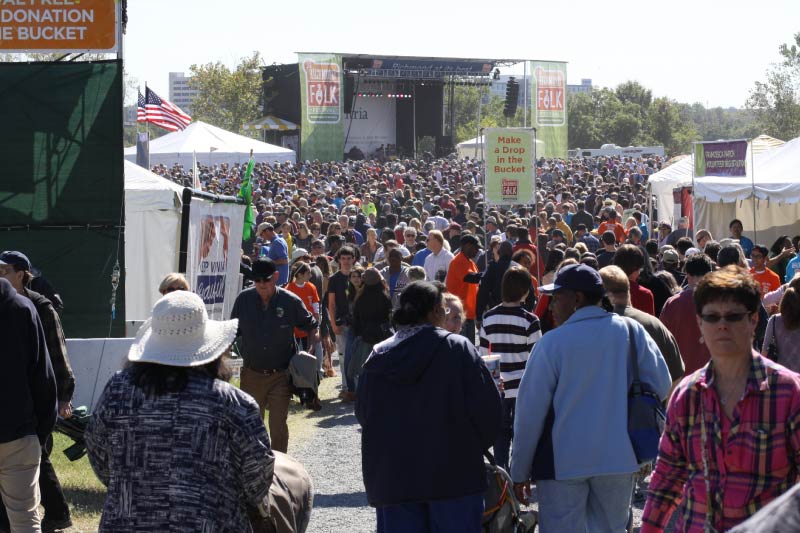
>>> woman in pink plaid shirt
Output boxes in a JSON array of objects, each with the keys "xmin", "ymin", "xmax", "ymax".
[{"xmin": 642, "ymin": 266, "xmax": 800, "ymax": 532}]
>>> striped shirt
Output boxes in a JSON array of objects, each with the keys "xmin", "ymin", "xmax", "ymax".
[
  {"xmin": 479, "ymin": 304, "xmax": 542, "ymax": 398},
  {"xmin": 642, "ymin": 352, "xmax": 800, "ymax": 532}
]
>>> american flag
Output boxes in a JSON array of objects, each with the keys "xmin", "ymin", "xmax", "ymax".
[
  {"xmin": 137, "ymin": 89, "xmax": 146, "ymax": 122},
  {"xmin": 145, "ymin": 86, "xmax": 191, "ymax": 131}
]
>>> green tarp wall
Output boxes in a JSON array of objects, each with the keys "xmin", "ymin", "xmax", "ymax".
[{"xmin": 0, "ymin": 60, "xmax": 125, "ymax": 338}]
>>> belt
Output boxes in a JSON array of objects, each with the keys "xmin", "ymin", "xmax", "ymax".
[{"xmin": 245, "ymin": 367, "xmax": 283, "ymax": 376}]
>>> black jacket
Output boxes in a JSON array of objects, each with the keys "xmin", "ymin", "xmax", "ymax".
[
  {"xmin": 0, "ymin": 278, "xmax": 57, "ymax": 444},
  {"xmin": 476, "ymin": 258, "xmax": 536, "ymax": 320},
  {"xmin": 352, "ymin": 286, "xmax": 393, "ymax": 344},
  {"xmin": 356, "ymin": 326, "xmax": 501, "ymax": 506}
]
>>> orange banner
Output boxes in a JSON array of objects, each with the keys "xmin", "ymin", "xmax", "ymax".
[{"xmin": 0, "ymin": 0, "xmax": 117, "ymax": 52}]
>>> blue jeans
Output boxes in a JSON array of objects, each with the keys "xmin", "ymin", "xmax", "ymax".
[
  {"xmin": 336, "ymin": 326, "xmax": 356, "ymax": 392},
  {"xmin": 376, "ymin": 493, "xmax": 484, "ymax": 533},
  {"xmin": 536, "ymin": 473, "xmax": 635, "ymax": 532},
  {"xmin": 493, "ymin": 397, "xmax": 515, "ymax": 472}
]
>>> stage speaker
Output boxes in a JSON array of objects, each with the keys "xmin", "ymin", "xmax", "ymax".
[
  {"xmin": 343, "ymin": 74, "xmax": 355, "ymax": 115},
  {"xmin": 504, "ymin": 77, "xmax": 520, "ymax": 118}
]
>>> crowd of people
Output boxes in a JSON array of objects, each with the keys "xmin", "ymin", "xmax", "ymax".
[{"xmin": 4, "ymin": 150, "xmax": 800, "ymax": 531}]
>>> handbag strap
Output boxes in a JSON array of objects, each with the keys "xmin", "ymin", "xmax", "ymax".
[
  {"xmin": 626, "ymin": 320, "xmax": 641, "ymax": 387},
  {"xmin": 770, "ymin": 316, "xmax": 779, "ymax": 361}
]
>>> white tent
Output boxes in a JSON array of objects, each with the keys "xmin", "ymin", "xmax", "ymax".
[
  {"xmin": 694, "ymin": 135, "xmax": 800, "ymax": 246},
  {"xmin": 456, "ymin": 135, "xmax": 544, "ymax": 161},
  {"xmin": 647, "ymin": 135, "xmax": 785, "ymax": 225},
  {"xmin": 124, "ymin": 160, "xmax": 186, "ymax": 322},
  {"xmin": 124, "ymin": 121, "xmax": 296, "ymax": 168}
]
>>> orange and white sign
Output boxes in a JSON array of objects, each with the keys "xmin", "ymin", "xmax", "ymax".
[{"xmin": 0, "ymin": 0, "xmax": 117, "ymax": 52}]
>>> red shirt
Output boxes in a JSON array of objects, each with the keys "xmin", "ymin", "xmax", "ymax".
[
  {"xmin": 629, "ymin": 280, "xmax": 655, "ymax": 316},
  {"xmin": 659, "ymin": 288, "xmax": 710, "ymax": 375}
]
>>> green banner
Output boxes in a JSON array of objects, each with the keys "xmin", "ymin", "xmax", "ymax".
[
  {"xmin": 484, "ymin": 128, "xmax": 535, "ymax": 205},
  {"xmin": 299, "ymin": 53, "xmax": 344, "ymax": 161},
  {"xmin": 529, "ymin": 61, "xmax": 568, "ymax": 159}
]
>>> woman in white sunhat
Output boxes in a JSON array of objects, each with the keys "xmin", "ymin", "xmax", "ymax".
[{"xmin": 85, "ymin": 290, "xmax": 275, "ymax": 532}]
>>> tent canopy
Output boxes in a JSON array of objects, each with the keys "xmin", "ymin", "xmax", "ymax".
[
  {"xmin": 647, "ymin": 134, "xmax": 785, "ymax": 224},
  {"xmin": 124, "ymin": 121, "xmax": 296, "ymax": 168},
  {"xmin": 242, "ymin": 115, "xmax": 298, "ymax": 131}
]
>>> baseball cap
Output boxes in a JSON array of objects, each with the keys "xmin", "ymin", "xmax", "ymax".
[
  {"xmin": 291, "ymin": 248, "xmax": 310, "ymax": 262},
  {"xmin": 539, "ymin": 264, "xmax": 604, "ymax": 295},
  {"xmin": 661, "ymin": 249, "xmax": 680, "ymax": 264},
  {"xmin": 0, "ymin": 251, "xmax": 31, "ymax": 271},
  {"xmin": 460, "ymin": 234, "xmax": 480, "ymax": 247}
]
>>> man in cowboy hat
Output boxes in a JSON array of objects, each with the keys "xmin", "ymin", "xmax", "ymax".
[{"xmin": 231, "ymin": 258, "xmax": 318, "ymax": 452}]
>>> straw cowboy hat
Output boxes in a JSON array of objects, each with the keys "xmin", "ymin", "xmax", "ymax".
[{"xmin": 128, "ymin": 291, "xmax": 238, "ymax": 367}]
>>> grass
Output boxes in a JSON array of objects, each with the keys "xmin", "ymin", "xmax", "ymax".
[{"xmin": 51, "ymin": 374, "xmax": 341, "ymax": 531}]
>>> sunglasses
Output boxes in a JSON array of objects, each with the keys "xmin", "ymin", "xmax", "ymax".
[
  {"xmin": 699, "ymin": 312, "xmax": 751, "ymax": 324},
  {"xmin": 254, "ymin": 276, "xmax": 274, "ymax": 284},
  {"xmin": 162, "ymin": 286, "xmax": 185, "ymax": 294}
]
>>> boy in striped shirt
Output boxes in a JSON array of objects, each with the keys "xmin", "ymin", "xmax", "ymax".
[{"xmin": 479, "ymin": 266, "xmax": 542, "ymax": 471}]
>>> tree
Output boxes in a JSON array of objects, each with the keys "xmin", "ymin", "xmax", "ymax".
[
  {"xmin": 647, "ymin": 97, "xmax": 697, "ymax": 154},
  {"xmin": 746, "ymin": 33, "xmax": 800, "ymax": 140},
  {"xmin": 189, "ymin": 51, "xmax": 262, "ymax": 133},
  {"xmin": 615, "ymin": 81, "xmax": 652, "ymax": 119}
]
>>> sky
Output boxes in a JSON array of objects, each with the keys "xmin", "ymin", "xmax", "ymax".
[{"xmin": 125, "ymin": 0, "xmax": 799, "ymax": 109}]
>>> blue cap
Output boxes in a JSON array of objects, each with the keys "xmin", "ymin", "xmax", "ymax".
[
  {"xmin": 0, "ymin": 251, "xmax": 31, "ymax": 271},
  {"xmin": 539, "ymin": 263, "xmax": 604, "ymax": 294}
]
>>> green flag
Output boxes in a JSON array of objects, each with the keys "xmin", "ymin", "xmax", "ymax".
[{"xmin": 238, "ymin": 156, "xmax": 255, "ymax": 241}]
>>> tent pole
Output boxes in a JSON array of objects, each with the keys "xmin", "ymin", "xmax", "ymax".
[{"xmin": 751, "ymin": 140, "xmax": 757, "ymax": 244}]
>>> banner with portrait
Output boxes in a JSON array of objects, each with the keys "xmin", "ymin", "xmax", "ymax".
[{"xmin": 185, "ymin": 198, "xmax": 245, "ymax": 321}]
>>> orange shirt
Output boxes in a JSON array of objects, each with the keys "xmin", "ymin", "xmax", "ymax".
[
  {"xmin": 445, "ymin": 252, "xmax": 478, "ymax": 320},
  {"xmin": 750, "ymin": 268, "xmax": 781, "ymax": 297},
  {"xmin": 598, "ymin": 221, "xmax": 626, "ymax": 244},
  {"xmin": 286, "ymin": 281, "xmax": 319, "ymax": 338}
]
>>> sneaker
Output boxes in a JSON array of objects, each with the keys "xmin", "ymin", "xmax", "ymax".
[
  {"xmin": 308, "ymin": 397, "xmax": 322, "ymax": 411},
  {"xmin": 42, "ymin": 517, "xmax": 73, "ymax": 532}
]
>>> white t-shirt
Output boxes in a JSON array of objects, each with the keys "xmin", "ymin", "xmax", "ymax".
[{"xmin": 424, "ymin": 249, "xmax": 455, "ymax": 282}]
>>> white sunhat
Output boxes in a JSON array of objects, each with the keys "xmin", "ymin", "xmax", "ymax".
[{"xmin": 128, "ymin": 291, "xmax": 238, "ymax": 367}]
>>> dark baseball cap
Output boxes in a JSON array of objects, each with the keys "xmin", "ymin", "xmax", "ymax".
[
  {"xmin": 460, "ymin": 234, "xmax": 480, "ymax": 247},
  {"xmin": 0, "ymin": 251, "xmax": 31, "ymax": 271},
  {"xmin": 251, "ymin": 258, "xmax": 277, "ymax": 279},
  {"xmin": 540, "ymin": 263, "xmax": 604, "ymax": 295}
]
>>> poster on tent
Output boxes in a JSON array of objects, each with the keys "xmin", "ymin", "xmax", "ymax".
[
  {"xmin": 185, "ymin": 198, "xmax": 245, "ymax": 321},
  {"xmin": 694, "ymin": 140, "xmax": 748, "ymax": 177},
  {"xmin": 484, "ymin": 128, "xmax": 535, "ymax": 205},
  {"xmin": 529, "ymin": 61, "xmax": 568, "ymax": 159},
  {"xmin": 299, "ymin": 53, "xmax": 344, "ymax": 162}
]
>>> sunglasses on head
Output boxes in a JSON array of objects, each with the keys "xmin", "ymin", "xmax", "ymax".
[{"xmin": 699, "ymin": 312, "xmax": 751, "ymax": 324}]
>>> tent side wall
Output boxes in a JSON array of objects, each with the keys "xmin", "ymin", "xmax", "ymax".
[
  {"xmin": 694, "ymin": 198, "xmax": 800, "ymax": 250},
  {"xmin": 124, "ymin": 188, "xmax": 182, "ymax": 322}
]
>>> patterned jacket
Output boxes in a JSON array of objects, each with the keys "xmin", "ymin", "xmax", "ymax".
[{"xmin": 86, "ymin": 369, "xmax": 274, "ymax": 532}]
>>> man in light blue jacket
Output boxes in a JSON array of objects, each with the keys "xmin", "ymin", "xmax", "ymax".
[{"xmin": 510, "ymin": 263, "xmax": 671, "ymax": 532}]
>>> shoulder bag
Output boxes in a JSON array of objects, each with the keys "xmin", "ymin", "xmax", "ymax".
[{"xmin": 627, "ymin": 321, "xmax": 666, "ymax": 464}]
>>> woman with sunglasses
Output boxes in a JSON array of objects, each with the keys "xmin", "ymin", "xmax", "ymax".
[{"xmin": 643, "ymin": 266, "xmax": 800, "ymax": 532}]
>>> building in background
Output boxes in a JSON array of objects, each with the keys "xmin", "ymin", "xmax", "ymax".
[
  {"xmin": 567, "ymin": 78, "xmax": 593, "ymax": 95},
  {"xmin": 168, "ymin": 72, "xmax": 198, "ymax": 115}
]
